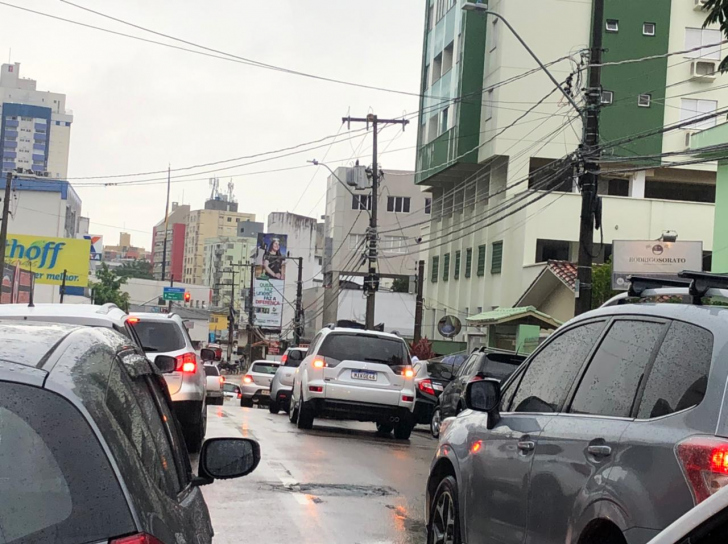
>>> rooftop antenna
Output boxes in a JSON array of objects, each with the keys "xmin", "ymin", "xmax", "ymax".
[{"xmin": 209, "ymin": 177, "xmax": 219, "ymax": 200}]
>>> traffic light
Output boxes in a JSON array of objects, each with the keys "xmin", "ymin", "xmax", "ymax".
[{"xmin": 184, "ymin": 292, "xmax": 191, "ymax": 303}]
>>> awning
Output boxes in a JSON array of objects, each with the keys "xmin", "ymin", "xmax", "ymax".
[{"xmin": 466, "ymin": 306, "xmax": 562, "ymax": 329}]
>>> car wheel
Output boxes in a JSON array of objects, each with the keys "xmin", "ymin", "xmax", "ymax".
[
  {"xmin": 288, "ymin": 394, "xmax": 299, "ymax": 423},
  {"xmin": 431, "ymin": 407, "xmax": 442, "ymax": 439},
  {"xmin": 427, "ymin": 476, "xmax": 461, "ymax": 544},
  {"xmin": 297, "ymin": 398, "xmax": 315, "ymax": 430},
  {"xmin": 269, "ymin": 400, "xmax": 280, "ymax": 414},
  {"xmin": 394, "ymin": 420, "xmax": 413, "ymax": 440},
  {"xmin": 241, "ymin": 397, "xmax": 254, "ymax": 408},
  {"xmin": 376, "ymin": 422, "xmax": 394, "ymax": 435}
]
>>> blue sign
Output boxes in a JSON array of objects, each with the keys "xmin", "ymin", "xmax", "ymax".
[{"xmin": 163, "ymin": 286, "xmax": 186, "ymax": 301}]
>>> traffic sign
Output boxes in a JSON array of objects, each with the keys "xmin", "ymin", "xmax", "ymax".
[{"xmin": 163, "ymin": 287, "xmax": 186, "ymax": 301}]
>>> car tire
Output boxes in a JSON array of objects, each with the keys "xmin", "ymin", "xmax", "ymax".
[
  {"xmin": 180, "ymin": 401, "xmax": 205, "ymax": 454},
  {"xmin": 427, "ymin": 476, "xmax": 462, "ymax": 544},
  {"xmin": 269, "ymin": 400, "xmax": 280, "ymax": 414},
  {"xmin": 394, "ymin": 420, "xmax": 414, "ymax": 440},
  {"xmin": 297, "ymin": 398, "xmax": 315, "ymax": 430},
  {"xmin": 288, "ymin": 393, "xmax": 299, "ymax": 423},
  {"xmin": 430, "ymin": 407, "xmax": 442, "ymax": 439},
  {"xmin": 241, "ymin": 397, "xmax": 254, "ymax": 408},
  {"xmin": 376, "ymin": 422, "xmax": 394, "ymax": 435}
]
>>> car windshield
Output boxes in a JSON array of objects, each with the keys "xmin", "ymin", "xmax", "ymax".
[
  {"xmin": 427, "ymin": 361, "xmax": 455, "ymax": 380},
  {"xmin": 318, "ymin": 333, "xmax": 409, "ymax": 367},
  {"xmin": 203, "ymin": 365, "xmax": 219, "ymax": 376},
  {"xmin": 0, "ymin": 382, "xmax": 135, "ymax": 543},
  {"xmin": 482, "ymin": 358, "xmax": 522, "ymax": 382},
  {"xmin": 251, "ymin": 362, "xmax": 280, "ymax": 375},
  {"xmin": 132, "ymin": 321, "xmax": 186, "ymax": 353},
  {"xmin": 284, "ymin": 349, "xmax": 306, "ymax": 367},
  {"xmin": 223, "ymin": 383, "xmax": 239, "ymax": 393}
]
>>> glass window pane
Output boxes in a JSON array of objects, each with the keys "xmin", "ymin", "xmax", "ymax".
[
  {"xmin": 570, "ymin": 320, "xmax": 664, "ymax": 418},
  {"xmin": 637, "ymin": 321, "xmax": 713, "ymax": 419},
  {"xmin": 512, "ymin": 321, "xmax": 606, "ymax": 413}
]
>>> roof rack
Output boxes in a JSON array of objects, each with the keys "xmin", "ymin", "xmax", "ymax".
[
  {"xmin": 628, "ymin": 276, "xmax": 691, "ymax": 298},
  {"xmin": 606, "ymin": 270, "xmax": 728, "ymax": 307}
]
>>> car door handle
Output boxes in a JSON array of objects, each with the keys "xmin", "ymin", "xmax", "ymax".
[
  {"xmin": 587, "ymin": 445, "xmax": 612, "ymax": 457},
  {"xmin": 517, "ymin": 440, "xmax": 535, "ymax": 453}
]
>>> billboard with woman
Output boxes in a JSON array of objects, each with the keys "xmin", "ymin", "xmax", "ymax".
[{"xmin": 253, "ymin": 233, "xmax": 288, "ymax": 329}]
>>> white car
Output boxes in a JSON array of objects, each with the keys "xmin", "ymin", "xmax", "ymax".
[
  {"xmin": 647, "ymin": 485, "xmax": 728, "ymax": 544},
  {"xmin": 240, "ymin": 360, "xmax": 281, "ymax": 407},
  {"xmin": 203, "ymin": 363, "xmax": 225, "ymax": 405},
  {"xmin": 269, "ymin": 347, "xmax": 307, "ymax": 414},
  {"xmin": 129, "ymin": 312, "xmax": 207, "ymax": 452},
  {"xmin": 288, "ymin": 326, "xmax": 416, "ymax": 439}
]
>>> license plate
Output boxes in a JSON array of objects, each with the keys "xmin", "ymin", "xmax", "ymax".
[
  {"xmin": 261, "ymin": 389, "xmax": 270, "ymax": 396},
  {"xmin": 432, "ymin": 383, "xmax": 444, "ymax": 391},
  {"xmin": 351, "ymin": 370, "xmax": 377, "ymax": 381}
]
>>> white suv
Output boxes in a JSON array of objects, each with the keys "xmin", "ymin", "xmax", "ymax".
[
  {"xmin": 288, "ymin": 327, "xmax": 416, "ymax": 439},
  {"xmin": 129, "ymin": 312, "xmax": 207, "ymax": 452}
]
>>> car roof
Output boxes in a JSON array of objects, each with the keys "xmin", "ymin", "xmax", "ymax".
[
  {"xmin": 129, "ymin": 312, "xmax": 182, "ymax": 323},
  {"xmin": 0, "ymin": 321, "xmax": 82, "ymax": 368},
  {"xmin": 0, "ymin": 303, "xmax": 129, "ymax": 327},
  {"xmin": 321, "ymin": 327, "xmax": 406, "ymax": 341},
  {"xmin": 252, "ymin": 359, "xmax": 280, "ymax": 364}
]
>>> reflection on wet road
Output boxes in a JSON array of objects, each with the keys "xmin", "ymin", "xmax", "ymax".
[{"xmin": 201, "ymin": 399, "xmax": 435, "ymax": 544}]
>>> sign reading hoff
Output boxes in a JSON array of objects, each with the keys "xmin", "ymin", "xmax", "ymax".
[{"xmin": 4, "ymin": 234, "xmax": 90, "ymax": 287}]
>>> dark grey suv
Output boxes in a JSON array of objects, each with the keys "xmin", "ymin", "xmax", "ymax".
[
  {"xmin": 426, "ymin": 272, "xmax": 728, "ymax": 544},
  {"xmin": 0, "ymin": 321, "xmax": 259, "ymax": 544}
]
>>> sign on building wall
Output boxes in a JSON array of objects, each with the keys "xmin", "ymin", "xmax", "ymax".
[
  {"xmin": 84, "ymin": 235, "xmax": 103, "ymax": 261},
  {"xmin": 1, "ymin": 263, "xmax": 32, "ymax": 303},
  {"xmin": 612, "ymin": 240, "xmax": 703, "ymax": 290},
  {"xmin": 253, "ymin": 233, "xmax": 288, "ymax": 329},
  {"xmin": 4, "ymin": 234, "xmax": 90, "ymax": 287}
]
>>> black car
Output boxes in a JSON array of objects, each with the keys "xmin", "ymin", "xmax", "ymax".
[
  {"xmin": 0, "ymin": 321, "xmax": 260, "ymax": 544},
  {"xmin": 431, "ymin": 348, "xmax": 525, "ymax": 437},
  {"xmin": 412, "ymin": 358, "xmax": 461, "ymax": 428}
]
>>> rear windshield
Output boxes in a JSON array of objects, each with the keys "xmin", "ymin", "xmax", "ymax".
[
  {"xmin": 427, "ymin": 361, "xmax": 456, "ymax": 380},
  {"xmin": 318, "ymin": 333, "xmax": 409, "ymax": 368},
  {"xmin": 0, "ymin": 382, "xmax": 134, "ymax": 543},
  {"xmin": 251, "ymin": 362, "xmax": 280, "ymax": 375},
  {"xmin": 483, "ymin": 355, "xmax": 523, "ymax": 382},
  {"xmin": 203, "ymin": 365, "xmax": 219, "ymax": 376},
  {"xmin": 223, "ymin": 383, "xmax": 240, "ymax": 393},
  {"xmin": 133, "ymin": 321, "xmax": 186, "ymax": 353},
  {"xmin": 284, "ymin": 349, "xmax": 306, "ymax": 367}
]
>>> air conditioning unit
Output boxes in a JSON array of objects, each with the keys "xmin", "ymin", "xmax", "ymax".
[
  {"xmin": 690, "ymin": 60, "xmax": 718, "ymax": 81},
  {"xmin": 694, "ymin": 0, "xmax": 709, "ymax": 10},
  {"xmin": 684, "ymin": 129, "xmax": 700, "ymax": 150}
]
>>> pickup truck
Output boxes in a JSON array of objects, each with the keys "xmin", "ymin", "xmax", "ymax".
[{"xmin": 203, "ymin": 363, "xmax": 224, "ymax": 405}]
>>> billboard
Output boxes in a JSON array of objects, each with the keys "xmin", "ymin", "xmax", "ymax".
[
  {"xmin": 4, "ymin": 234, "xmax": 90, "ymax": 288},
  {"xmin": 253, "ymin": 233, "xmax": 288, "ymax": 329},
  {"xmin": 1, "ymin": 263, "xmax": 33, "ymax": 304},
  {"xmin": 612, "ymin": 240, "xmax": 703, "ymax": 290},
  {"xmin": 84, "ymin": 235, "xmax": 103, "ymax": 261}
]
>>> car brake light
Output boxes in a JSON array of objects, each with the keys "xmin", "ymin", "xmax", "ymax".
[
  {"xmin": 175, "ymin": 352, "xmax": 196, "ymax": 373},
  {"xmin": 418, "ymin": 379, "xmax": 436, "ymax": 396},
  {"xmin": 237, "ymin": 392, "xmax": 242, "ymax": 399},
  {"xmin": 309, "ymin": 385, "xmax": 323, "ymax": 392},
  {"xmin": 402, "ymin": 395, "xmax": 415, "ymax": 402},
  {"xmin": 112, "ymin": 533, "xmax": 165, "ymax": 544},
  {"xmin": 403, "ymin": 367, "xmax": 415, "ymax": 378},
  {"xmin": 219, "ymin": 376, "xmax": 225, "ymax": 385},
  {"xmin": 243, "ymin": 375, "xmax": 253, "ymax": 384},
  {"xmin": 126, "ymin": 317, "xmax": 140, "ymax": 325},
  {"xmin": 281, "ymin": 354, "xmax": 288, "ymax": 364},
  {"xmin": 471, "ymin": 375, "xmax": 485, "ymax": 382},
  {"xmin": 676, "ymin": 436, "xmax": 728, "ymax": 504},
  {"xmin": 312, "ymin": 357, "xmax": 326, "ymax": 369}
]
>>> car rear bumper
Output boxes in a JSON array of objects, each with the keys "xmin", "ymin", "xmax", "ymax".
[
  {"xmin": 275, "ymin": 388, "xmax": 292, "ymax": 405},
  {"xmin": 166, "ymin": 374, "xmax": 206, "ymax": 403},
  {"xmin": 309, "ymin": 399, "xmax": 414, "ymax": 424},
  {"xmin": 206, "ymin": 390, "xmax": 223, "ymax": 399}
]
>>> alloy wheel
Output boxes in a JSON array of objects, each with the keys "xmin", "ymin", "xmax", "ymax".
[
  {"xmin": 431, "ymin": 488, "xmax": 456, "ymax": 544},
  {"xmin": 431, "ymin": 409, "xmax": 441, "ymax": 438}
]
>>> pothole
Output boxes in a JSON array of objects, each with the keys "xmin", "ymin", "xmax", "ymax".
[{"xmin": 262, "ymin": 482, "xmax": 397, "ymax": 497}]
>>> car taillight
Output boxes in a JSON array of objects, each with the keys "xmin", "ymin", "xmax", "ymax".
[
  {"xmin": 418, "ymin": 379, "xmax": 436, "ymax": 396},
  {"xmin": 403, "ymin": 367, "xmax": 415, "ymax": 378},
  {"xmin": 126, "ymin": 317, "xmax": 140, "ymax": 325},
  {"xmin": 219, "ymin": 376, "xmax": 225, "ymax": 385},
  {"xmin": 112, "ymin": 533, "xmax": 165, "ymax": 544},
  {"xmin": 309, "ymin": 385, "xmax": 323, "ymax": 392},
  {"xmin": 312, "ymin": 357, "xmax": 326, "ymax": 369},
  {"xmin": 243, "ymin": 375, "xmax": 253, "ymax": 383},
  {"xmin": 402, "ymin": 395, "xmax": 415, "ymax": 402},
  {"xmin": 237, "ymin": 391, "xmax": 242, "ymax": 399},
  {"xmin": 281, "ymin": 354, "xmax": 288, "ymax": 364},
  {"xmin": 175, "ymin": 352, "xmax": 196, "ymax": 373},
  {"xmin": 676, "ymin": 436, "xmax": 728, "ymax": 504}
]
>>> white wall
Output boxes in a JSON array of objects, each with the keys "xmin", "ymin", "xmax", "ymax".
[{"xmin": 338, "ymin": 290, "xmax": 417, "ymax": 337}]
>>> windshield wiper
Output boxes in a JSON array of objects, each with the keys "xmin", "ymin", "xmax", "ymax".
[
  {"xmin": 364, "ymin": 357, "xmax": 391, "ymax": 364},
  {"xmin": 144, "ymin": 347, "xmax": 159, "ymax": 352}
]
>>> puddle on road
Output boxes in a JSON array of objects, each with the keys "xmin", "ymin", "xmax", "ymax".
[{"xmin": 262, "ymin": 482, "xmax": 397, "ymax": 498}]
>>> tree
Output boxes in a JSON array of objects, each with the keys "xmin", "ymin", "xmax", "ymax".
[
  {"xmin": 591, "ymin": 259, "xmax": 617, "ymax": 309},
  {"xmin": 392, "ymin": 277, "xmax": 409, "ymax": 293},
  {"xmin": 410, "ymin": 337, "xmax": 436, "ymax": 360},
  {"xmin": 91, "ymin": 263, "xmax": 130, "ymax": 311},
  {"xmin": 704, "ymin": 2, "xmax": 728, "ymax": 71},
  {"xmin": 116, "ymin": 259, "xmax": 154, "ymax": 280}
]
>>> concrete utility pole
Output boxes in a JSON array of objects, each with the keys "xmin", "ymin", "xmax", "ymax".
[
  {"xmin": 342, "ymin": 114, "xmax": 409, "ymax": 329},
  {"xmin": 287, "ymin": 257, "xmax": 304, "ymax": 346},
  {"xmin": 0, "ymin": 171, "xmax": 13, "ymax": 293},
  {"xmin": 414, "ymin": 260, "xmax": 425, "ymax": 343},
  {"xmin": 161, "ymin": 165, "xmax": 171, "ymax": 281},
  {"xmin": 247, "ymin": 263, "xmax": 255, "ymax": 367},
  {"xmin": 60, "ymin": 269, "xmax": 67, "ymax": 304},
  {"xmin": 575, "ymin": 0, "xmax": 605, "ymax": 316}
]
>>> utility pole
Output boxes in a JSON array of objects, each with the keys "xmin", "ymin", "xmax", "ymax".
[
  {"xmin": 161, "ymin": 165, "xmax": 171, "ymax": 281},
  {"xmin": 286, "ymin": 257, "xmax": 304, "ymax": 346},
  {"xmin": 60, "ymin": 269, "xmax": 67, "ymax": 304},
  {"xmin": 342, "ymin": 114, "xmax": 409, "ymax": 329},
  {"xmin": 226, "ymin": 267, "xmax": 237, "ymax": 364},
  {"xmin": 414, "ymin": 260, "xmax": 425, "ymax": 343},
  {"xmin": 247, "ymin": 263, "xmax": 255, "ymax": 367},
  {"xmin": 0, "ymin": 171, "xmax": 13, "ymax": 294},
  {"xmin": 168, "ymin": 274, "xmax": 174, "ymax": 312},
  {"xmin": 575, "ymin": 0, "xmax": 604, "ymax": 316}
]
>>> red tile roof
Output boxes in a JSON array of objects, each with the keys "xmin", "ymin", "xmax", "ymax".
[{"xmin": 548, "ymin": 261, "xmax": 578, "ymax": 292}]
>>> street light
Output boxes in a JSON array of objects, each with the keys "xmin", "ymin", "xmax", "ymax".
[{"xmin": 461, "ymin": 2, "xmax": 583, "ymax": 116}]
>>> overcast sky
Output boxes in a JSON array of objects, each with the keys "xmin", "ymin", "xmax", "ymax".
[{"xmin": 1, "ymin": 0, "xmax": 424, "ymax": 249}]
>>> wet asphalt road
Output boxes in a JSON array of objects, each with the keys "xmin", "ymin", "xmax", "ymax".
[{"xmin": 200, "ymin": 394, "xmax": 436, "ymax": 544}]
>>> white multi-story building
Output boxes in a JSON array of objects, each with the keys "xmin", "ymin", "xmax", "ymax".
[
  {"xmin": 417, "ymin": 0, "xmax": 725, "ymax": 342},
  {"xmin": 0, "ymin": 63, "xmax": 73, "ymax": 179}
]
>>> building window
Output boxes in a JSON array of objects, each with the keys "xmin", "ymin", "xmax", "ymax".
[
  {"xmin": 476, "ymin": 245, "xmax": 486, "ymax": 277},
  {"xmin": 387, "ymin": 196, "xmax": 411, "ymax": 213},
  {"xmin": 349, "ymin": 234, "xmax": 366, "ymax": 250},
  {"xmin": 680, "ymin": 98, "xmax": 718, "ymax": 130},
  {"xmin": 382, "ymin": 236, "xmax": 407, "ymax": 254},
  {"xmin": 465, "ymin": 248, "xmax": 472, "ymax": 278},
  {"xmin": 431, "ymin": 256, "xmax": 439, "ymax": 283},
  {"xmin": 685, "ymin": 27, "xmax": 722, "ymax": 60},
  {"xmin": 440, "ymin": 106, "xmax": 449, "ymax": 135},
  {"xmin": 638, "ymin": 94, "xmax": 652, "ymax": 108},
  {"xmin": 601, "ymin": 91, "xmax": 614, "ymax": 105},
  {"xmin": 606, "ymin": 19, "xmax": 619, "ymax": 33},
  {"xmin": 491, "ymin": 241, "xmax": 503, "ymax": 274},
  {"xmin": 442, "ymin": 41, "xmax": 454, "ymax": 75},
  {"xmin": 443, "ymin": 253, "xmax": 450, "ymax": 282},
  {"xmin": 536, "ymin": 239, "xmax": 570, "ymax": 263},
  {"xmin": 643, "ymin": 22, "xmax": 656, "ymax": 36},
  {"xmin": 490, "ymin": 18, "xmax": 498, "ymax": 51},
  {"xmin": 425, "ymin": 198, "xmax": 432, "ymax": 214},
  {"xmin": 454, "ymin": 250, "xmax": 461, "ymax": 280},
  {"xmin": 351, "ymin": 194, "xmax": 372, "ymax": 211}
]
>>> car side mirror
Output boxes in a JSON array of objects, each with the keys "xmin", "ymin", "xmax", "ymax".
[
  {"xmin": 154, "ymin": 355, "xmax": 177, "ymax": 374},
  {"xmin": 200, "ymin": 348, "xmax": 216, "ymax": 362},
  {"xmin": 465, "ymin": 378, "xmax": 501, "ymax": 429},
  {"xmin": 195, "ymin": 438, "xmax": 261, "ymax": 486}
]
